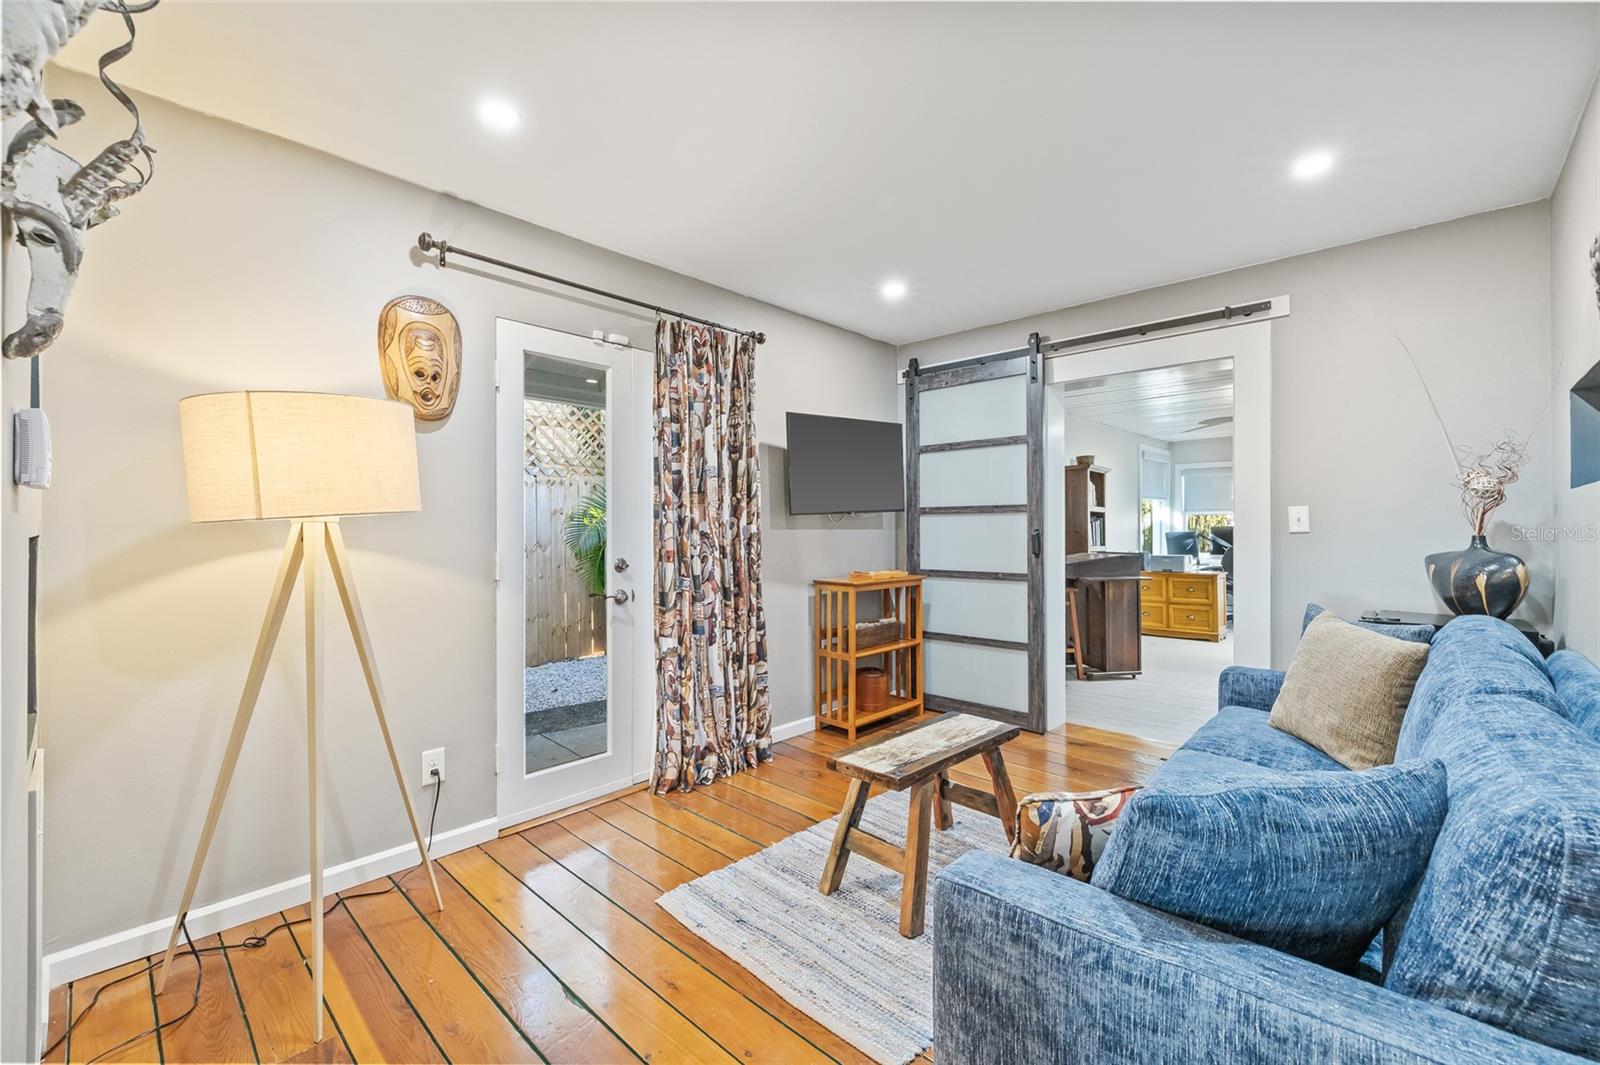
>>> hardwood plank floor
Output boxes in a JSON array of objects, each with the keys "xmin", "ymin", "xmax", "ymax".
[{"xmin": 47, "ymin": 723, "xmax": 1169, "ymax": 1063}]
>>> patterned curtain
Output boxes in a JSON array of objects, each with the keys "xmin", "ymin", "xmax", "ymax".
[{"xmin": 653, "ymin": 318, "xmax": 772, "ymax": 792}]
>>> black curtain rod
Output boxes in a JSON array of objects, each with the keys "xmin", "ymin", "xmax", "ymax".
[{"xmin": 416, "ymin": 233, "xmax": 767, "ymax": 345}]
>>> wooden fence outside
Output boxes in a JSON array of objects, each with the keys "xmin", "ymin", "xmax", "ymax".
[{"xmin": 525, "ymin": 398, "xmax": 607, "ymax": 667}]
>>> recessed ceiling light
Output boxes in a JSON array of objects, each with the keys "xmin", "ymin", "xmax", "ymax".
[
  {"xmin": 880, "ymin": 278, "xmax": 909, "ymax": 302},
  {"xmin": 477, "ymin": 96, "xmax": 522, "ymax": 133},
  {"xmin": 1290, "ymin": 149, "xmax": 1336, "ymax": 182},
  {"xmin": 585, "ymin": 378, "xmax": 599, "ymax": 384}
]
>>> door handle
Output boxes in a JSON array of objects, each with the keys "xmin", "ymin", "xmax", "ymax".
[
  {"xmin": 590, "ymin": 589, "xmax": 631, "ymax": 605},
  {"xmin": 1031, "ymin": 528, "xmax": 1042, "ymax": 559}
]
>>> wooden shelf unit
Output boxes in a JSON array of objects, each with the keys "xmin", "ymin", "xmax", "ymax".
[
  {"xmin": 813, "ymin": 573, "xmax": 925, "ymax": 739},
  {"xmin": 1065, "ymin": 463, "xmax": 1110, "ymax": 554}
]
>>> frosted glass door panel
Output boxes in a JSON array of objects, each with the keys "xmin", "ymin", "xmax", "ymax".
[
  {"xmin": 918, "ymin": 373, "xmax": 1025, "ymax": 445},
  {"xmin": 920, "ymin": 446, "xmax": 1026, "ymax": 508},
  {"xmin": 923, "ymin": 578, "xmax": 1027, "ymax": 642},
  {"xmin": 925, "ymin": 642, "xmax": 1028, "ymax": 713},
  {"xmin": 920, "ymin": 513, "xmax": 1027, "ymax": 573}
]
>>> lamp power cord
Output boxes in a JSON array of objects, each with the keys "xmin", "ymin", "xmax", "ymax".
[{"xmin": 43, "ymin": 770, "xmax": 444, "ymax": 1063}]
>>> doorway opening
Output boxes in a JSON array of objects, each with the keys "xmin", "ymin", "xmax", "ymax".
[
  {"xmin": 1043, "ymin": 316, "xmax": 1273, "ymax": 744},
  {"xmin": 1062, "ymin": 357, "xmax": 1235, "ymax": 744}
]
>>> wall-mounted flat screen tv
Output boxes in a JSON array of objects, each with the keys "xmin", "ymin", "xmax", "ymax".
[{"xmin": 786, "ymin": 413, "xmax": 905, "ymax": 515}]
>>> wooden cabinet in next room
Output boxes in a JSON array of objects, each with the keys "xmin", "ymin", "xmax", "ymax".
[{"xmin": 1139, "ymin": 570, "xmax": 1226, "ymax": 641}]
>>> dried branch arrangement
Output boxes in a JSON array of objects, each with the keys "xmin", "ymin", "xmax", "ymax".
[
  {"xmin": 1454, "ymin": 437, "xmax": 1528, "ymax": 537},
  {"xmin": 1394, "ymin": 334, "xmax": 1534, "ymax": 537}
]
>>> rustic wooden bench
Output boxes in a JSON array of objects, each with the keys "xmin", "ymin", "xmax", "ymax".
[{"xmin": 820, "ymin": 713, "xmax": 1022, "ymax": 937}]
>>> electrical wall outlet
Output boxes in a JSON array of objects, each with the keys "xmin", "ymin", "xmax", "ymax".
[
  {"xmin": 1287, "ymin": 505, "xmax": 1312, "ymax": 534},
  {"xmin": 421, "ymin": 747, "xmax": 445, "ymax": 787}
]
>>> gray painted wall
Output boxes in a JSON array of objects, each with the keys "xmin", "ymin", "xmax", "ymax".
[
  {"xmin": 1551, "ymin": 71, "xmax": 1600, "ymax": 659},
  {"xmin": 899, "ymin": 204, "xmax": 1556, "ymax": 665},
  {"xmin": 35, "ymin": 68, "xmax": 897, "ymax": 955}
]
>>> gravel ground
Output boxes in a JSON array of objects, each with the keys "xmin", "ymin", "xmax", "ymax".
[{"xmin": 525, "ymin": 655, "xmax": 607, "ymax": 716}]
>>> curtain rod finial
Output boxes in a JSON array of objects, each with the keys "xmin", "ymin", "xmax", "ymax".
[
  {"xmin": 417, "ymin": 232, "xmax": 435, "ymax": 252},
  {"xmin": 754, "ymin": 332, "xmax": 767, "ymax": 345}
]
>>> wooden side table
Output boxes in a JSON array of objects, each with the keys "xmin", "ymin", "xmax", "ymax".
[
  {"xmin": 819, "ymin": 713, "xmax": 1021, "ymax": 938},
  {"xmin": 813, "ymin": 573, "xmax": 924, "ymax": 739}
]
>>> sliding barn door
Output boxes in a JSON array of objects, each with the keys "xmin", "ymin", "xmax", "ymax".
[{"xmin": 905, "ymin": 338, "xmax": 1045, "ymax": 731}]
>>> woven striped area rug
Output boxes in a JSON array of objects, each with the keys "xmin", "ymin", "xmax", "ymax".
[{"xmin": 657, "ymin": 790, "xmax": 1011, "ymax": 1064}]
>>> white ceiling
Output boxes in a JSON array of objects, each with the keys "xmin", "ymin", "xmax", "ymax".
[
  {"xmin": 1063, "ymin": 358, "xmax": 1234, "ymax": 441},
  {"xmin": 57, "ymin": 3, "xmax": 1600, "ymax": 346}
]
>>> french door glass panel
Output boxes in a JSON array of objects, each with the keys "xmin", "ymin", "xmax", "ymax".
[
  {"xmin": 917, "ymin": 375, "xmax": 1025, "ymax": 445},
  {"xmin": 920, "ymin": 446, "xmax": 1027, "ymax": 507},
  {"xmin": 523, "ymin": 353, "xmax": 615, "ymax": 775},
  {"xmin": 919, "ymin": 513, "xmax": 1028, "ymax": 573},
  {"xmin": 924, "ymin": 642, "xmax": 1029, "ymax": 713}
]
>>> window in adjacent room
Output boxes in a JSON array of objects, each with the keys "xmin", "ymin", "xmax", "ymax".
[{"xmin": 1138, "ymin": 445, "xmax": 1173, "ymax": 554}]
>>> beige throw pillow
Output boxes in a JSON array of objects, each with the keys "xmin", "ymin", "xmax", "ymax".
[{"xmin": 1268, "ymin": 612, "xmax": 1430, "ymax": 770}]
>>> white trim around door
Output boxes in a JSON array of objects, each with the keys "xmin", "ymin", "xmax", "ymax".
[
  {"xmin": 494, "ymin": 320, "xmax": 656, "ymax": 829},
  {"xmin": 1045, "ymin": 316, "xmax": 1274, "ymax": 671}
]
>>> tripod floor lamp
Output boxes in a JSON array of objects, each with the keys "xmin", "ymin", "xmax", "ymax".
[{"xmin": 154, "ymin": 391, "xmax": 441, "ymax": 1042}]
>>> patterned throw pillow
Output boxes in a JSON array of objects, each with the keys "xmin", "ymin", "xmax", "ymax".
[{"xmin": 1011, "ymin": 788, "xmax": 1140, "ymax": 881}]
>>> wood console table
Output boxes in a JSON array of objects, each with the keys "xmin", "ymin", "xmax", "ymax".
[{"xmin": 814, "ymin": 573, "xmax": 924, "ymax": 739}]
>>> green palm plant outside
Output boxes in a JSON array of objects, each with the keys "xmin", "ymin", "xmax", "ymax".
[{"xmin": 563, "ymin": 481, "xmax": 608, "ymax": 596}]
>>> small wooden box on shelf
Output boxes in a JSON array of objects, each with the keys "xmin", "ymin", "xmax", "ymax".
[{"xmin": 814, "ymin": 571, "xmax": 925, "ymax": 740}]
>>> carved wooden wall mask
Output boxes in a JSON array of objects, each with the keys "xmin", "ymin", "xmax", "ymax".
[{"xmin": 378, "ymin": 295, "xmax": 461, "ymax": 421}]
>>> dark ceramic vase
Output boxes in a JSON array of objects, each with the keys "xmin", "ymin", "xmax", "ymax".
[{"xmin": 1425, "ymin": 536, "xmax": 1529, "ymax": 619}]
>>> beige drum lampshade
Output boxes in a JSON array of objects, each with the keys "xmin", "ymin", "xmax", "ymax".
[{"xmin": 180, "ymin": 392, "xmax": 421, "ymax": 522}]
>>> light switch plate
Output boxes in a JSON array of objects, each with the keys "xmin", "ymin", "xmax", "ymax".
[{"xmin": 1287, "ymin": 505, "xmax": 1311, "ymax": 534}]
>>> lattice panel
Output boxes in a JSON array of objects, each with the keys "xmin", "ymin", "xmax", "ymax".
[{"xmin": 525, "ymin": 398, "xmax": 606, "ymax": 480}]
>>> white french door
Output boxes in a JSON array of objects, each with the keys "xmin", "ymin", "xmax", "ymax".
[{"xmin": 495, "ymin": 321, "xmax": 653, "ymax": 827}]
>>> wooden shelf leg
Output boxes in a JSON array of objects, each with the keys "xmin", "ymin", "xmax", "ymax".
[
  {"xmin": 819, "ymin": 778, "xmax": 870, "ymax": 895},
  {"xmin": 155, "ymin": 523, "xmax": 306, "ymax": 992}
]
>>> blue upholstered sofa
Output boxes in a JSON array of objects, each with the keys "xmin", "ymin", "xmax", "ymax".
[{"xmin": 932, "ymin": 613, "xmax": 1600, "ymax": 1064}]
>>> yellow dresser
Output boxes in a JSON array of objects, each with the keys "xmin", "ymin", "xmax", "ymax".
[{"xmin": 1139, "ymin": 570, "xmax": 1226, "ymax": 641}]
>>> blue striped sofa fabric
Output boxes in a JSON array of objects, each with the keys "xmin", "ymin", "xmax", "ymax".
[
  {"xmin": 932, "ymin": 610, "xmax": 1600, "ymax": 1062},
  {"xmin": 1384, "ymin": 620, "xmax": 1600, "ymax": 1059},
  {"xmin": 1547, "ymin": 648, "xmax": 1600, "ymax": 739},
  {"xmin": 1090, "ymin": 760, "xmax": 1447, "ymax": 969},
  {"xmin": 1181, "ymin": 704, "xmax": 1344, "ymax": 774},
  {"xmin": 932, "ymin": 853, "xmax": 1589, "ymax": 1065},
  {"xmin": 1215, "ymin": 665, "xmax": 1288, "ymax": 713}
]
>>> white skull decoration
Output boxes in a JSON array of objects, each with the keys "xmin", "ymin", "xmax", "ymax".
[{"xmin": 1, "ymin": 0, "xmax": 158, "ymax": 358}]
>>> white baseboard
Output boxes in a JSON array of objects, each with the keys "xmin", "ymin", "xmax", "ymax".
[
  {"xmin": 495, "ymin": 771, "xmax": 650, "ymax": 830},
  {"xmin": 771, "ymin": 717, "xmax": 817, "ymax": 742},
  {"xmin": 42, "ymin": 816, "xmax": 498, "ymax": 990}
]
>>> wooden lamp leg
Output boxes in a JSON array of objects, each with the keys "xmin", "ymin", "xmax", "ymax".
[
  {"xmin": 323, "ymin": 522, "xmax": 443, "ymax": 911},
  {"xmin": 155, "ymin": 523, "xmax": 306, "ymax": 992},
  {"xmin": 303, "ymin": 521, "xmax": 326, "ymax": 1043}
]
